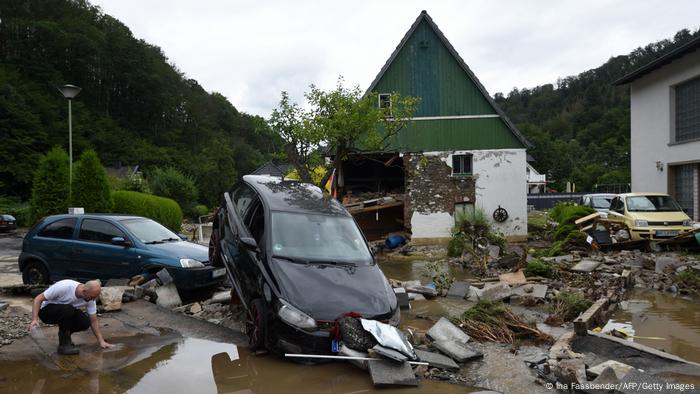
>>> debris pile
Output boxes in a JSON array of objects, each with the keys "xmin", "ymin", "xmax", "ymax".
[
  {"xmin": 455, "ymin": 300, "xmax": 552, "ymax": 344},
  {"xmin": 0, "ymin": 304, "xmax": 30, "ymax": 347}
]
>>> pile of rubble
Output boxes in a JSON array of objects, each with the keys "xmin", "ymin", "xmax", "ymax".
[{"xmin": 0, "ymin": 302, "xmax": 31, "ymax": 347}]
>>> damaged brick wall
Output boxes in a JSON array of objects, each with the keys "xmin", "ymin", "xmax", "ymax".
[{"xmin": 403, "ymin": 153, "xmax": 475, "ymax": 231}]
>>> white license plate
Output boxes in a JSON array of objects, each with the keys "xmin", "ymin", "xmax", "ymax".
[
  {"xmin": 212, "ymin": 268, "xmax": 226, "ymax": 278},
  {"xmin": 655, "ymin": 230, "xmax": 678, "ymax": 237}
]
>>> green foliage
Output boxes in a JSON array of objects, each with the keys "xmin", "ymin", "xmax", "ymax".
[
  {"xmin": 118, "ymin": 173, "xmax": 151, "ymax": 194},
  {"xmin": 29, "ymin": 147, "xmax": 70, "ymax": 223},
  {"xmin": 111, "ymin": 191, "xmax": 182, "ymax": 231},
  {"xmin": 549, "ymin": 202, "xmax": 595, "ymax": 225},
  {"xmin": 191, "ymin": 204, "xmax": 209, "ymax": 218},
  {"xmin": 549, "ymin": 292, "xmax": 592, "ymax": 321},
  {"xmin": 462, "ymin": 300, "xmax": 508, "ymax": 325},
  {"xmin": 72, "ymin": 149, "xmax": 112, "ymax": 213},
  {"xmin": 0, "ymin": 2, "xmax": 279, "ymax": 200},
  {"xmin": 148, "ymin": 167, "xmax": 198, "ymax": 214},
  {"xmin": 494, "ymin": 28, "xmax": 700, "ymax": 190},
  {"xmin": 0, "ymin": 196, "xmax": 31, "ymax": 227},
  {"xmin": 553, "ymin": 223, "xmax": 577, "ymax": 241},
  {"xmin": 447, "ymin": 233, "xmax": 466, "ymax": 257},
  {"xmin": 524, "ymin": 259, "xmax": 554, "ymax": 278},
  {"xmin": 422, "ymin": 261, "xmax": 455, "ymax": 293},
  {"xmin": 676, "ymin": 271, "xmax": 700, "ymax": 294}
]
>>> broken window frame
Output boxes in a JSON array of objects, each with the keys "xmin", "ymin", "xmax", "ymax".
[
  {"xmin": 378, "ymin": 93, "xmax": 392, "ymax": 117},
  {"xmin": 451, "ymin": 154, "xmax": 473, "ymax": 176}
]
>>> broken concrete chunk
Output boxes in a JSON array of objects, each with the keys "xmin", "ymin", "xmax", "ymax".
[
  {"xmin": 498, "ymin": 270, "xmax": 527, "ymax": 285},
  {"xmin": 156, "ymin": 268, "xmax": 174, "ymax": 285},
  {"xmin": 588, "ymin": 360, "xmax": 635, "ymax": 380},
  {"xmin": 393, "ymin": 287, "xmax": 410, "ymax": 309},
  {"xmin": 553, "ymin": 358, "xmax": 587, "ymax": 385},
  {"xmin": 414, "ymin": 349, "xmax": 459, "ymax": 371},
  {"xmin": 495, "ymin": 253, "xmax": 520, "ymax": 269},
  {"xmin": 479, "ymin": 282, "xmax": 512, "ymax": 301},
  {"xmin": 373, "ymin": 344, "xmax": 408, "ymax": 362},
  {"xmin": 205, "ymin": 291, "xmax": 232, "ymax": 305},
  {"xmin": 99, "ymin": 287, "xmax": 127, "ymax": 311},
  {"xmin": 407, "ymin": 293, "xmax": 426, "ymax": 301},
  {"xmin": 432, "ymin": 339, "xmax": 483, "ymax": 363},
  {"xmin": 0, "ymin": 302, "xmax": 8, "ymax": 312},
  {"xmin": 570, "ymin": 260, "xmax": 602, "ymax": 273},
  {"xmin": 510, "ymin": 284, "xmax": 547, "ymax": 299},
  {"xmin": 426, "ymin": 317, "xmax": 470, "ymax": 344},
  {"xmin": 655, "ymin": 256, "xmax": 683, "ymax": 273},
  {"xmin": 618, "ymin": 369, "xmax": 669, "ymax": 394},
  {"xmin": 189, "ymin": 302, "xmax": 202, "ymax": 314},
  {"xmin": 488, "ymin": 245, "xmax": 501, "ymax": 260},
  {"xmin": 368, "ymin": 360, "xmax": 418, "ymax": 387},
  {"xmin": 405, "ymin": 285, "xmax": 438, "ymax": 298},
  {"xmin": 446, "ymin": 281, "xmax": 470, "ymax": 299},
  {"xmin": 154, "ymin": 283, "xmax": 182, "ymax": 308},
  {"xmin": 339, "ymin": 344, "xmax": 369, "ymax": 371}
]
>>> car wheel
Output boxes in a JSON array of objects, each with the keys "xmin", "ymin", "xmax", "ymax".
[
  {"xmin": 246, "ymin": 298, "xmax": 266, "ymax": 351},
  {"xmin": 22, "ymin": 261, "xmax": 49, "ymax": 285}
]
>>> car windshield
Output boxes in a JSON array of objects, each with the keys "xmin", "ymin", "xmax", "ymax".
[
  {"xmin": 120, "ymin": 218, "xmax": 180, "ymax": 243},
  {"xmin": 270, "ymin": 212, "xmax": 372, "ymax": 264},
  {"xmin": 625, "ymin": 196, "xmax": 683, "ymax": 212},
  {"xmin": 590, "ymin": 197, "xmax": 613, "ymax": 209}
]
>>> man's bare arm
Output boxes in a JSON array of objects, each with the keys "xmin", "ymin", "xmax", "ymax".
[
  {"xmin": 89, "ymin": 314, "xmax": 112, "ymax": 349},
  {"xmin": 28, "ymin": 293, "xmax": 46, "ymax": 331}
]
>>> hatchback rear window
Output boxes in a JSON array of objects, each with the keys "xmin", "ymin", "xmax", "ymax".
[
  {"xmin": 79, "ymin": 219, "xmax": 126, "ymax": 243},
  {"xmin": 38, "ymin": 218, "xmax": 77, "ymax": 239}
]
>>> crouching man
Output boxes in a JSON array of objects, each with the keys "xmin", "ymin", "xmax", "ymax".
[{"xmin": 28, "ymin": 279, "xmax": 113, "ymax": 355}]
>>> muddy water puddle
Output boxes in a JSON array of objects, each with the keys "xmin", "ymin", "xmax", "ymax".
[
  {"xmin": 0, "ymin": 331, "xmax": 477, "ymax": 393},
  {"xmin": 613, "ymin": 289, "xmax": 700, "ymax": 363},
  {"xmin": 379, "ymin": 259, "xmax": 472, "ymax": 283}
]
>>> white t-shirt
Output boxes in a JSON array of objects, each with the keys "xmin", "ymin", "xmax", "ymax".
[{"xmin": 41, "ymin": 279, "xmax": 97, "ymax": 315}]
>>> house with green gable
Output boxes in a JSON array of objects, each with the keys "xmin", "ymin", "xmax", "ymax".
[{"xmin": 342, "ymin": 11, "xmax": 530, "ymax": 241}]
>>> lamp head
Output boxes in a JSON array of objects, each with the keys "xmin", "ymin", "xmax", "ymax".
[{"xmin": 58, "ymin": 84, "xmax": 82, "ymax": 99}]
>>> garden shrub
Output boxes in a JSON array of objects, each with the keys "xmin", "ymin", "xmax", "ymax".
[
  {"xmin": 148, "ymin": 167, "xmax": 198, "ymax": 214},
  {"xmin": 72, "ymin": 149, "xmax": 112, "ymax": 213},
  {"xmin": 112, "ymin": 191, "xmax": 182, "ymax": 231},
  {"xmin": 0, "ymin": 196, "xmax": 31, "ymax": 227},
  {"xmin": 524, "ymin": 259, "xmax": 554, "ymax": 278},
  {"xmin": 29, "ymin": 146, "xmax": 69, "ymax": 223}
]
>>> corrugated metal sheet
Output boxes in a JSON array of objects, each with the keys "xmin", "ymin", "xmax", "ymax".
[
  {"xmin": 383, "ymin": 118, "xmax": 523, "ymax": 151},
  {"xmin": 371, "ymin": 17, "xmax": 525, "ymax": 150}
]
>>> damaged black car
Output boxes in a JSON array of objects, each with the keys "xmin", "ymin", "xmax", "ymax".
[{"xmin": 209, "ymin": 175, "xmax": 398, "ymax": 356}]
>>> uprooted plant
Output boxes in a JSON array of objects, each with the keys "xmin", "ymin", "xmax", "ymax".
[
  {"xmin": 455, "ymin": 300, "xmax": 553, "ymax": 344},
  {"xmin": 422, "ymin": 261, "xmax": 455, "ymax": 294},
  {"xmin": 448, "ymin": 208, "xmax": 505, "ymax": 272},
  {"xmin": 545, "ymin": 291, "xmax": 593, "ymax": 326}
]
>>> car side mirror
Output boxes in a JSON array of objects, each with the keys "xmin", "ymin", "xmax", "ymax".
[
  {"xmin": 178, "ymin": 233, "xmax": 189, "ymax": 241},
  {"xmin": 239, "ymin": 236, "xmax": 259, "ymax": 252},
  {"xmin": 111, "ymin": 237, "xmax": 131, "ymax": 247}
]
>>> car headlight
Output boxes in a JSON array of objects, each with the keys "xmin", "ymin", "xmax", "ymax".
[
  {"xmin": 277, "ymin": 299, "xmax": 317, "ymax": 331},
  {"xmin": 388, "ymin": 307, "xmax": 401, "ymax": 326},
  {"xmin": 683, "ymin": 220, "xmax": 691, "ymax": 227},
  {"xmin": 180, "ymin": 258, "xmax": 204, "ymax": 268},
  {"xmin": 634, "ymin": 220, "xmax": 648, "ymax": 227}
]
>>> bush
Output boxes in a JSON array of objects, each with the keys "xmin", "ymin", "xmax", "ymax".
[
  {"xmin": 190, "ymin": 204, "xmax": 209, "ymax": 218},
  {"xmin": 0, "ymin": 196, "xmax": 31, "ymax": 227},
  {"xmin": 72, "ymin": 150, "xmax": 112, "ymax": 213},
  {"xmin": 549, "ymin": 202, "xmax": 595, "ymax": 225},
  {"xmin": 524, "ymin": 259, "xmax": 554, "ymax": 278},
  {"xmin": 549, "ymin": 292, "xmax": 592, "ymax": 321},
  {"xmin": 149, "ymin": 167, "xmax": 198, "ymax": 214},
  {"xmin": 447, "ymin": 233, "xmax": 466, "ymax": 257},
  {"xmin": 112, "ymin": 191, "xmax": 182, "ymax": 231},
  {"xmin": 30, "ymin": 146, "xmax": 70, "ymax": 223},
  {"xmin": 118, "ymin": 173, "xmax": 151, "ymax": 194}
]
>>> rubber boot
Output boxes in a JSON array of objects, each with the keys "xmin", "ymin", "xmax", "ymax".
[{"xmin": 57, "ymin": 329, "xmax": 79, "ymax": 355}]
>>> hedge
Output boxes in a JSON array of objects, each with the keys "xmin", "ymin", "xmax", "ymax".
[{"xmin": 111, "ymin": 191, "xmax": 182, "ymax": 231}]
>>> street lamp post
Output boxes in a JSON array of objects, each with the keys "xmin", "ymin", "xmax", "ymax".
[{"xmin": 58, "ymin": 84, "xmax": 82, "ymax": 204}]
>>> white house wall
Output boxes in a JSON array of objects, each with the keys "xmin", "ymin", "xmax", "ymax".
[{"xmin": 630, "ymin": 50, "xmax": 700, "ymax": 194}]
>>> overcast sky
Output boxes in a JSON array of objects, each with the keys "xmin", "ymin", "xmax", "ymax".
[{"xmin": 91, "ymin": 0, "xmax": 700, "ymax": 117}]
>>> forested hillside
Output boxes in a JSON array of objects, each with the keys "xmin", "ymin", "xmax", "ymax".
[
  {"xmin": 0, "ymin": 0, "xmax": 280, "ymax": 206},
  {"xmin": 495, "ymin": 28, "xmax": 700, "ymax": 192}
]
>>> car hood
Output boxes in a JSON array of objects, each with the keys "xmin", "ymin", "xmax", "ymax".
[
  {"xmin": 626, "ymin": 211, "xmax": 691, "ymax": 223},
  {"xmin": 271, "ymin": 260, "xmax": 397, "ymax": 321},
  {"xmin": 144, "ymin": 241, "xmax": 209, "ymax": 262}
]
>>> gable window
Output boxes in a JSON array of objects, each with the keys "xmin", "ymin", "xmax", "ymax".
[
  {"xmin": 452, "ymin": 154, "xmax": 472, "ymax": 176},
  {"xmin": 378, "ymin": 93, "xmax": 392, "ymax": 115},
  {"xmin": 675, "ymin": 76, "xmax": 700, "ymax": 143}
]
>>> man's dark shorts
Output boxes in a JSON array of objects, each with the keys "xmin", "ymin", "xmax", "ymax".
[{"xmin": 39, "ymin": 304, "xmax": 91, "ymax": 333}]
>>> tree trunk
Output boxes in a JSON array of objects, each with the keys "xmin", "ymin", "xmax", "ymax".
[{"xmin": 285, "ymin": 143, "xmax": 313, "ymax": 183}]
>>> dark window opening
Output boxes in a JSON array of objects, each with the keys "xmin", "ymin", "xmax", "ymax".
[
  {"xmin": 675, "ymin": 76, "xmax": 700, "ymax": 142},
  {"xmin": 38, "ymin": 218, "xmax": 77, "ymax": 239},
  {"xmin": 378, "ymin": 93, "xmax": 392, "ymax": 116},
  {"xmin": 79, "ymin": 219, "xmax": 126, "ymax": 244},
  {"xmin": 452, "ymin": 154, "xmax": 473, "ymax": 176}
]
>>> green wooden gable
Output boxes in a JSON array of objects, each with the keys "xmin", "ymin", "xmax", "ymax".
[{"xmin": 367, "ymin": 11, "xmax": 530, "ymax": 152}]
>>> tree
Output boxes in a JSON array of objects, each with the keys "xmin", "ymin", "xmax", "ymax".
[
  {"xmin": 72, "ymin": 149, "xmax": 112, "ymax": 212},
  {"xmin": 149, "ymin": 167, "xmax": 198, "ymax": 214},
  {"xmin": 30, "ymin": 146, "xmax": 70, "ymax": 222},
  {"xmin": 269, "ymin": 77, "xmax": 419, "ymax": 191}
]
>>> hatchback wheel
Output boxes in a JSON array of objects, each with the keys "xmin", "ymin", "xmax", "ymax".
[
  {"xmin": 246, "ymin": 298, "xmax": 266, "ymax": 351},
  {"xmin": 22, "ymin": 261, "xmax": 49, "ymax": 285}
]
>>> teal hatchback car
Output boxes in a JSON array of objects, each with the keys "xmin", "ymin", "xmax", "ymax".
[{"xmin": 19, "ymin": 214, "xmax": 226, "ymax": 291}]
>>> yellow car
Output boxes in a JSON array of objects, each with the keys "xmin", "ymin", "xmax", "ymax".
[{"xmin": 607, "ymin": 193, "xmax": 693, "ymax": 241}]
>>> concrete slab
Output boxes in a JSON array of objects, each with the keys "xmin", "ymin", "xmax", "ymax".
[
  {"xmin": 426, "ymin": 317, "xmax": 470, "ymax": 344},
  {"xmin": 510, "ymin": 284, "xmax": 547, "ymax": 299},
  {"xmin": 618, "ymin": 369, "xmax": 669, "ymax": 394},
  {"xmin": 570, "ymin": 260, "xmax": 602, "ymax": 273},
  {"xmin": 156, "ymin": 268, "xmax": 174, "ymax": 285},
  {"xmin": 574, "ymin": 298, "xmax": 609, "ymax": 336},
  {"xmin": 393, "ymin": 287, "xmax": 410, "ymax": 309},
  {"xmin": 498, "ymin": 270, "xmax": 527, "ymax": 285},
  {"xmin": 588, "ymin": 360, "xmax": 635, "ymax": 379},
  {"xmin": 373, "ymin": 344, "xmax": 408, "ymax": 362},
  {"xmin": 339, "ymin": 344, "xmax": 369, "ymax": 371},
  {"xmin": 479, "ymin": 282, "xmax": 512, "ymax": 301},
  {"xmin": 592, "ymin": 366, "xmax": 621, "ymax": 385},
  {"xmin": 414, "ymin": 349, "xmax": 459, "ymax": 371},
  {"xmin": 446, "ymin": 281, "xmax": 470, "ymax": 299},
  {"xmin": 368, "ymin": 359, "xmax": 418, "ymax": 387},
  {"xmin": 154, "ymin": 283, "xmax": 182, "ymax": 308},
  {"xmin": 432, "ymin": 339, "xmax": 483, "ymax": 363}
]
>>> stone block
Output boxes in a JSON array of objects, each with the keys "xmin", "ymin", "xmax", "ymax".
[
  {"xmin": 393, "ymin": 287, "xmax": 410, "ymax": 309},
  {"xmin": 426, "ymin": 317, "xmax": 470, "ymax": 344},
  {"xmin": 553, "ymin": 358, "xmax": 587, "ymax": 386},
  {"xmin": 189, "ymin": 302, "xmax": 202, "ymax": 314},
  {"xmin": 511, "ymin": 284, "xmax": 547, "ymax": 299},
  {"xmin": 368, "ymin": 360, "xmax": 418, "ymax": 387},
  {"xmin": 414, "ymin": 349, "xmax": 459, "ymax": 371},
  {"xmin": 498, "ymin": 270, "xmax": 527, "ymax": 285},
  {"xmin": 573, "ymin": 298, "xmax": 609, "ymax": 335},
  {"xmin": 372, "ymin": 344, "xmax": 408, "ymax": 362},
  {"xmin": 155, "ymin": 283, "xmax": 182, "ymax": 308},
  {"xmin": 479, "ymin": 282, "xmax": 512, "ymax": 301},
  {"xmin": 655, "ymin": 255, "xmax": 683, "ymax": 273},
  {"xmin": 588, "ymin": 360, "xmax": 635, "ymax": 380},
  {"xmin": 488, "ymin": 245, "xmax": 501, "ymax": 260},
  {"xmin": 156, "ymin": 268, "xmax": 174, "ymax": 285},
  {"xmin": 99, "ymin": 286, "xmax": 128, "ymax": 312},
  {"xmin": 446, "ymin": 281, "xmax": 470, "ymax": 299},
  {"xmin": 570, "ymin": 260, "xmax": 602, "ymax": 273},
  {"xmin": 432, "ymin": 339, "xmax": 483, "ymax": 363}
]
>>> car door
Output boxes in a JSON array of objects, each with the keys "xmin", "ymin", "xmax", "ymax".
[
  {"xmin": 72, "ymin": 218, "xmax": 140, "ymax": 282},
  {"xmin": 607, "ymin": 197, "xmax": 626, "ymax": 223},
  {"xmin": 33, "ymin": 217, "xmax": 78, "ymax": 280}
]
